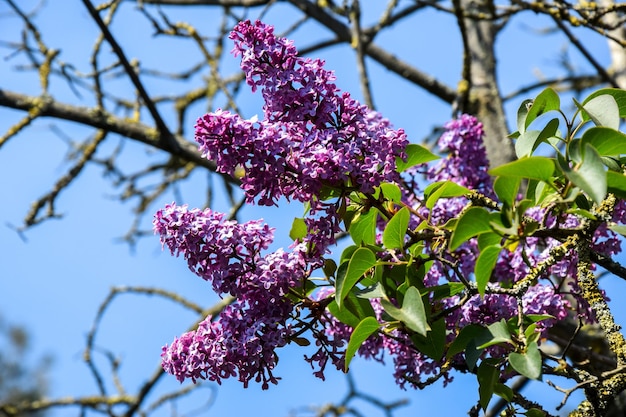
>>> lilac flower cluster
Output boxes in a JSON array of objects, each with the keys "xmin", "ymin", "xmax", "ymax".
[
  {"xmin": 420, "ymin": 115, "xmax": 574, "ymax": 351},
  {"xmin": 195, "ymin": 20, "xmax": 408, "ymax": 206},
  {"xmin": 155, "ymin": 203, "xmax": 308, "ymax": 388},
  {"xmin": 427, "ymin": 114, "xmax": 492, "ymax": 195}
]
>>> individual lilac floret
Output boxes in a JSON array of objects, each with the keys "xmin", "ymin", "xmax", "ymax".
[{"xmin": 195, "ymin": 20, "xmax": 408, "ymax": 207}]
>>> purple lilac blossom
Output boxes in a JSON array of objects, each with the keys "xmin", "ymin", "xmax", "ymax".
[
  {"xmin": 421, "ymin": 115, "xmax": 574, "ymax": 341},
  {"xmin": 155, "ymin": 203, "xmax": 310, "ymax": 388},
  {"xmin": 427, "ymin": 114, "xmax": 492, "ymax": 195},
  {"xmin": 195, "ymin": 20, "xmax": 408, "ymax": 206}
]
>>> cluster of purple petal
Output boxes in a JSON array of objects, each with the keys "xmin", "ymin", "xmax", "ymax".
[
  {"xmin": 161, "ymin": 303, "xmax": 291, "ymax": 389},
  {"xmin": 195, "ymin": 20, "xmax": 408, "ymax": 208},
  {"xmin": 427, "ymin": 114, "xmax": 492, "ymax": 195},
  {"xmin": 155, "ymin": 203, "xmax": 310, "ymax": 388},
  {"xmin": 153, "ymin": 202, "xmax": 276, "ymax": 297}
]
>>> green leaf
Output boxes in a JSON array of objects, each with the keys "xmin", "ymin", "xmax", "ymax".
[
  {"xmin": 477, "ymin": 319, "xmax": 513, "ymax": 349},
  {"xmin": 381, "ymin": 286, "xmax": 429, "ymax": 336},
  {"xmin": 515, "ymin": 130, "xmax": 540, "ymax": 158},
  {"xmin": 525, "ymin": 88, "xmax": 561, "ymax": 129},
  {"xmin": 424, "ymin": 181, "xmax": 469, "ymax": 210},
  {"xmin": 508, "ymin": 342, "xmax": 542, "ymax": 379},
  {"xmin": 582, "ymin": 88, "xmax": 626, "ymax": 118},
  {"xmin": 558, "ymin": 145, "xmax": 607, "ymax": 204},
  {"xmin": 478, "ymin": 360, "xmax": 500, "ymax": 411},
  {"xmin": 579, "ymin": 94, "xmax": 620, "ymax": 129},
  {"xmin": 322, "ymin": 258, "xmax": 337, "ymax": 278},
  {"xmin": 607, "ymin": 170, "xmax": 626, "ymax": 199},
  {"xmin": 475, "ymin": 245, "xmax": 501, "ymax": 297},
  {"xmin": 489, "ymin": 157, "xmax": 555, "ymax": 182},
  {"xmin": 379, "ymin": 182, "xmax": 402, "ymax": 203},
  {"xmin": 345, "ymin": 317, "xmax": 380, "ymax": 370},
  {"xmin": 340, "ymin": 245, "xmax": 358, "ymax": 264},
  {"xmin": 518, "ymin": 117, "xmax": 560, "ymax": 157},
  {"xmin": 516, "ymin": 98, "xmax": 534, "ymax": 134},
  {"xmin": 477, "ymin": 232, "xmax": 502, "ymax": 251},
  {"xmin": 328, "ymin": 292, "xmax": 377, "ymax": 327},
  {"xmin": 449, "ymin": 207, "xmax": 492, "ymax": 251},
  {"xmin": 493, "ymin": 383, "xmax": 514, "ymax": 402},
  {"xmin": 429, "ymin": 282, "xmax": 467, "ymax": 300},
  {"xmin": 349, "ymin": 209, "xmax": 378, "ymax": 245},
  {"xmin": 356, "ymin": 283, "xmax": 387, "ymax": 300},
  {"xmin": 410, "ymin": 318, "xmax": 446, "ymax": 360},
  {"xmin": 289, "ymin": 217, "xmax": 307, "ymax": 241},
  {"xmin": 396, "ymin": 143, "xmax": 439, "ymax": 172},
  {"xmin": 336, "ymin": 248, "xmax": 377, "ymax": 308},
  {"xmin": 526, "ymin": 409, "xmax": 548, "ymax": 417},
  {"xmin": 493, "ymin": 176, "xmax": 520, "ymax": 207},
  {"xmin": 383, "ymin": 207, "xmax": 410, "ymax": 249},
  {"xmin": 447, "ymin": 324, "xmax": 484, "ymax": 359},
  {"xmin": 609, "ymin": 224, "xmax": 626, "ymax": 237},
  {"xmin": 582, "ymin": 127, "xmax": 626, "ymax": 156}
]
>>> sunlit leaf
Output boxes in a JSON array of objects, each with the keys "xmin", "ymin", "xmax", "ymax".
[
  {"xmin": 579, "ymin": 94, "xmax": 620, "ymax": 129},
  {"xmin": 508, "ymin": 342, "xmax": 542, "ymax": 380},
  {"xmin": 582, "ymin": 127, "xmax": 626, "ymax": 156},
  {"xmin": 524, "ymin": 88, "xmax": 560, "ymax": 129},
  {"xmin": 515, "ymin": 118, "xmax": 560, "ymax": 158},
  {"xmin": 516, "ymin": 98, "xmax": 534, "ymax": 134},
  {"xmin": 489, "ymin": 157, "xmax": 555, "ymax": 182},
  {"xmin": 328, "ymin": 293, "xmax": 377, "ymax": 327},
  {"xmin": 381, "ymin": 286, "xmax": 429, "ymax": 336},
  {"xmin": 379, "ymin": 182, "xmax": 402, "ymax": 203},
  {"xmin": 582, "ymin": 88, "xmax": 626, "ymax": 118},
  {"xmin": 349, "ymin": 209, "xmax": 378, "ymax": 245},
  {"xmin": 345, "ymin": 317, "xmax": 380, "ymax": 370},
  {"xmin": 558, "ymin": 145, "xmax": 607, "ymax": 204},
  {"xmin": 449, "ymin": 207, "xmax": 492, "ymax": 251},
  {"xmin": 383, "ymin": 207, "xmax": 410, "ymax": 249},
  {"xmin": 476, "ymin": 320, "xmax": 513, "ymax": 349},
  {"xmin": 396, "ymin": 143, "xmax": 439, "ymax": 172},
  {"xmin": 336, "ymin": 248, "xmax": 377, "ymax": 308},
  {"xmin": 607, "ymin": 171, "xmax": 626, "ymax": 199},
  {"xmin": 475, "ymin": 245, "xmax": 501, "ymax": 297},
  {"xmin": 424, "ymin": 181, "xmax": 469, "ymax": 209},
  {"xmin": 289, "ymin": 217, "xmax": 307, "ymax": 241},
  {"xmin": 609, "ymin": 224, "xmax": 626, "ymax": 237},
  {"xmin": 493, "ymin": 176, "xmax": 520, "ymax": 207}
]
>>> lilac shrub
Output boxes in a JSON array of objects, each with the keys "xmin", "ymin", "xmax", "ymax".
[{"xmin": 155, "ymin": 19, "xmax": 626, "ymax": 412}]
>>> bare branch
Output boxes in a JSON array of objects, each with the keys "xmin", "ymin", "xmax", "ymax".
[
  {"xmin": 82, "ymin": 0, "xmax": 181, "ymax": 154},
  {"xmin": 0, "ymin": 89, "xmax": 233, "ymax": 178}
]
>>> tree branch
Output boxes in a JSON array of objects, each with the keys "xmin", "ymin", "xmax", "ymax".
[
  {"xmin": 0, "ymin": 89, "xmax": 235, "ymax": 181},
  {"xmin": 82, "ymin": 0, "xmax": 182, "ymax": 153}
]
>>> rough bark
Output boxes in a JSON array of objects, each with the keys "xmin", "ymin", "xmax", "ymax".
[{"xmin": 460, "ymin": 0, "xmax": 516, "ymax": 168}]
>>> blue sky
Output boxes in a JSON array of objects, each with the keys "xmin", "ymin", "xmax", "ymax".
[{"xmin": 0, "ymin": 1, "xmax": 622, "ymax": 416}]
